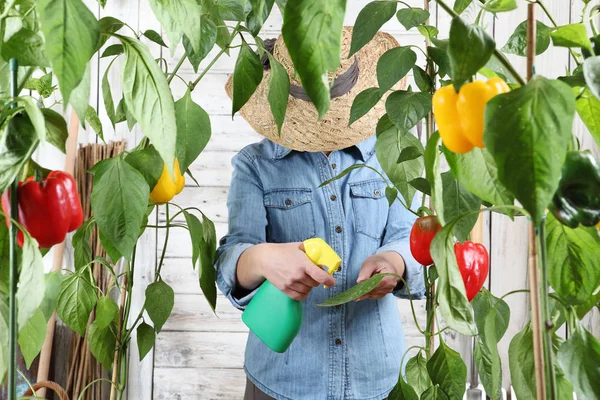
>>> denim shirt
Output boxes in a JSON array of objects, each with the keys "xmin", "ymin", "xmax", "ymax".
[{"xmin": 215, "ymin": 136, "xmax": 426, "ymax": 400}]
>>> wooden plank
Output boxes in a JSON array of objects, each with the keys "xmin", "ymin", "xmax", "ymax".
[
  {"xmin": 155, "ymin": 331, "xmax": 246, "ymax": 368},
  {"xmin": 153, "ymin": 367, "xmax": 246, "ymax": 399},
  {"xmin": 157, "ymin": 222, "xmax": 228, "ymax": 258},
  {"xmin": 163, "ymin": 294, "xmax": 247, "ymax": 333},
  {"xmin": 186, "ymin": 151, "xmax": 236, "ymax": 188},
  {"xmin": 159, "ymin": 187, "xmax": 228, "ymax": 223}
]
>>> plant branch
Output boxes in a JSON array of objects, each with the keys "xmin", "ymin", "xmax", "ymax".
[
  {"xmin": 167, "ymin": 55, "xmax": 187, "ymax": 84},
  {"xmin": 156, "ymin": 203, "xmax": 170, "ymax": 276}
]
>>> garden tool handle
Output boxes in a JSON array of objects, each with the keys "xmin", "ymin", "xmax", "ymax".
[{"xmin": 302, "ymin": 238, "xmax": 342, "ymax": 288}]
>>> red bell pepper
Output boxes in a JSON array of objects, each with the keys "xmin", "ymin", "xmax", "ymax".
[
  {"xmin": 454, "ymin": 241, "xmax": 489, "ymax": 301},
  {"xmin": 2, "ymin": 171, "xmax": 84, "ymax": 248},
  {"xmin": 410, "ymin": 216, "xmax": 442, "ymax": 266}
]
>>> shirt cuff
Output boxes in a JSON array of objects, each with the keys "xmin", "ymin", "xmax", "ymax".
[
  {"xmin": 376, "ymin": 241, "xmax": 426, "ymax": 300},
  {"xmin": 215, "ymin": 242, "xmax": 260, "ymax": 310}
]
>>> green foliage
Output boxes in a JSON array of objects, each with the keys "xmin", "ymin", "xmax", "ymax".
[
  {"xmin": 550, "ymin": 24, "xmax": 593, "ymax": 52},
  {"xmin": 420, "ymin": 385, "xmax": 450, "ymax": 400},
  {"xmin": 417, "ymin": 26, "xmax": 439, "ymax": 41},
  {"xmin": 484, "ymin": 77, "xmax": 575, "ymax": 225},
  {"xmin": 448, "ymin": 17, "xmax": 495, "ymax": 90},
  {"xmin": 125, "ymin": 145, "xmax": 164, "ymax": 190},
  {"xmin": 137, "ymin": 322, "xmax": 156, "ymax": 361},
  {"xmin": 72, "ymin": 219, "xmax": 95, "ymax": 271},
  {"xmin": 453, "ymin": 0, "xmax": 473, "ymax": 14},
  {"xmin": 119, "ymin": 35, "xmax": 177, "ymax": 176},
  {"xmin": 405, "ymin": 352, "xmax": 430, "ymax": 397},
  {"xmin": 246, "ymin": 0, "xmax": 274, "ymax": 35},
  {"xmin": 0, "ymin": 112, "xmax": 39, "ymax": 193},
  {"xmin": 17, "ymin": 308, "xmax": 46, "ymax": 369},
  {"xmin": 388, "ymin": 374, "xmax": 419, "ymax": 400},
  {"xmin": 545, "ymin": 213, "xmax": 600, "ymax": 306},
  {"xmin": 481, "ymin": 0, "xmax": 516, "ymax": 13},
  {"xmin": 576, "ymin": 87, "xmax": 600, "ymax": 148},
  {"xmin": 427, "ymin": 340, "xmax": 467, "ymax": 400},
  {"xmin": 232, "ymin": 41, "xmax": 263, "ymax": 116},
  {"xmin": 37, "ymin": 0, "xmax": 99, "ymax": 103},
  {"xmin": 281, "ymin": 0, "xmax": 346, "ymax": 118},
  {"xmin": 143, "ymin": 29, "xmax": 168, "ymax": 47},
  {"xmin": 441, "ymin": 171, "xmax": 481, "ymax": 242},
  {"xmin": 91, "ymin": 156, "xmax": 150, "ymax": 261},
  {"xmin": 88, "ymin": 319, "xmax": 117, "ymax": 371},
  {"xmin": 144, "ymin": 280, "xmax": 174, "ymax": 332},
  {"xmin": 96, "ymin": 296, "xmax": 119, "ymax": 329},
  {"xmin": 413, "ymin": 66, "xmax": 432, "ymax": 92},
  {"xmin": 17, "ymin": 235, "xmax": 45, "ymax": 331},
  {"xmin": 175, "ymin": 89, "xmax": 212, "ymax": 172},
  {"xmin": 395, "ymin": 8, "xmax": 429, "ymax": 31},
  {"xmin": 583, "ymin": 56, "xmax": 600, "ymax": 101},
  {"xmin": 377, "ymin": 47, "xmax": 417, "ymax": 93},
  {"xmin": 71, "ymin": 64, "xmax": 91, "ymax": 126},
  {"xmin": 350, "ymin": 1, "xmax": 397, "ymax": 56},
  {"xmin": 502, "ymin": 20, "xmax": 552, "ymax": 56},
  {"xmin": 349, "ymin": 88, "xmax": 382, "ymax": 126},
  {"xmin": 266, "ymin": 53, "xmax": 290, "ymax": 135},
  {"xmin": 318, "ymin": 274, "xmax": 389, "ymax": 306},
  {"xmin": 56, "ymin": 271, "xmax": 98, "ymax": 336},
  {"xmin": 424, "ymin": 132, "xmax": 444, "ymax": 225},
  {"xmin": 1, "ymin": 29, "xmax": 50, "ymax": 67},
  {"xmin": 385, "ymin": 90, "xmax": 432, "ymax": 132},
  {"xmin": 376, "ymin": 129, "xmax": 424, "ymax": 207}
]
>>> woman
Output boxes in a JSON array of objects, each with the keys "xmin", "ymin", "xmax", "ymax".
[{"xmin": 216, "ymin": 27, "xmax": 426, "ymax": 400}]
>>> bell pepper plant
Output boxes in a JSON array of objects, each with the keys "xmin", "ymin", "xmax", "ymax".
[{"xmin": 1, "ymin": 0, "xmax": 600, "ymax": 399}]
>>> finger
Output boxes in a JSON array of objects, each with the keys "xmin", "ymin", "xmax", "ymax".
[
  {"xmin": 305, "ymin": 264, "xmax": 336, "ymax": 287},
  {"xmin": 357, "ymin": 261, "xmax": 378, "ymax": 283},
  {"xmin": 284, "ymin": 288, "xmax": 309, "ymax": 301},
  {"xmin": 288, "ymin": 280, "xmax": 313, "ymax": 294},
  {"xmin": 301, "ymin": 273, "xmax": 320, "ymax": 288}
]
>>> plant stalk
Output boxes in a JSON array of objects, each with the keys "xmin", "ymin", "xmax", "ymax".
[
  {"xmin": 538, "ymin": 219, "xmax": 557, "ymax": 400},
  {"xmin": 167, "ymin": 55, "xmax": 187, "ymax": 84},
  {"xmin": 423, "ymin": 267, "xmax": 435, "ymax": 357},
  {"xmin": 433, "ymin": 0, "xmax": 527, "ymax": 86},
  {"xmin": 530, "ymin": 0, "xmax": 581, "ymax": 65},
  {"xmin": 7, "ymin": 56, "xmax": 19, "ymax": 400}
]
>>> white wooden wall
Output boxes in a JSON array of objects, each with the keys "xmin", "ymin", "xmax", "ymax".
[{"xmin": 34, "ymin": 0, "xmax": 600, "ymax": 398}]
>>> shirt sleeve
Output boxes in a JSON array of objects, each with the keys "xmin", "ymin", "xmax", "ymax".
[
  {"xmin": 376, "ymin": 196, "xmax": 426, "ymax": 300},
  {"xmin": 214, "ymin": 150, "xmax": 267, "ymax": 310}
]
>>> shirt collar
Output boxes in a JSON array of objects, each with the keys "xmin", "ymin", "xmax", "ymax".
[{"xmin": 271, "ymin": 135, "xmax": 376, "ymax": 161}]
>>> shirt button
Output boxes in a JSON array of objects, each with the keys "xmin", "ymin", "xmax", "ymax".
[
  {"xmin": 331, "ymin": 163, "xmax": 337, "ymax": 169},
  {"xmin": 335, "ymin": 226, "xmax": 342, "ymax": 233},
  {"xmin": 285, "ymin": 199, "xmax": 292, "ymax": 206},
  {"xmin": 374, "ymin": 189, "xmax": 381, "ymax": 196},
  {"xmin": 337, "ymin": 266, "xmax": 342, "ymax": 272},
  {"xmin": 330, "ymin": 194, "xmax": 337, "ymax": 201},
  {"xmin": 335, "ymin": 338, "xmax": 342, "ymax": 345}
]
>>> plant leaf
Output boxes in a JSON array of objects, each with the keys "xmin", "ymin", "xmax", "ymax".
[
  {"xmin": 425, "ymin": 132, "xmax": 444, "ymax": 225},
  {"xmin": 125, "ymin": 145, "xmax": 164, "ymax": 190},
  {"xmin": 37, "ymin": 0, "xmax": 99, "ymax": 103},
  {"xmin": 545, "ymin": 213, "xmax": 600, "ymax": 306},
  {"xmin": 557, "ymin": 320, "xmax": 600, "ymax": 400},
  {"xmin": 427, "ymin": 340, "xmax": 467, "ymax": 400},
  {"xmin": 101, "ymin": 44, "xmax": 124, "ymax": 58},
  {"xmin": 420, "ymin": 385, "xmax": 450, "ymax": 400},
  {"xmin": 281, "ymin": 0, "xmax": 346, "ymax": 118},
  {"xmin": 199, "ymin": 214, "xmax": 218, "ymax": 311},
  {"xmin": 0, "ymin": 113, "xmax": 39, "ymax": 193},
  {"xmin": 91, "ymin": 157, "xmax": 150, "ymax": 260},
  {"xmin": 266, "ymin": 54, "xmax": 290, "ymax": 135},
  {"xmin": 448, "ymin": 17, "xmax": 495, "ymax": 90},
  {"xmin": 395, "ymin": 7, "xmax": 429, "ymax": 31},
  {"xmin": 144, "ymin": 280, "xmax": 174, "ymax": 332},
  {"xmin": 441, "ymin": 171, "xmax": 481, "ymax": 242},
  {"xmin": 385, "ymin": 90, "xmax": 432, "ymax": 131},
  {"xmin": 413, "ymin": 66, "xmax": 432, "ymax": 92},
  {"xmin": 175, "ymin": 89, "xmax": 211, "ymax": 172},
  {"xmin": 85, "ymin": 106, "xmax": 104, "ymax": 142},
  {"xmin": 56, "ymin": 272, "xmax": 98, "ymax": 336},
  {"xmin": 41, "ymin": 109, "xmax": 68, "ymax": 153},
  {"xmin": 405, "ymin": 352, "xmax": 431, "ymax": 397},
  {"xmin": 1, "ymin": 28, "xmax": 50, "ymax": 67},
  {"xmin": 502, "ymin": 20, "xmax": 552, "ymax": 56},
  {"xmin": 181, "ymin": 16, "xmax": 217, "ymax": 72},
  {"xmin": 376, "ymin": 128, "xmax": 424, "ymax": 207},
  {"xmin": 388, "ymin": 374, "xmax": 419, "ymax": 400},
  {"xmin": 95, "ymin": 296, "xmax": 119, "ymax": 330},
  {"xmin": 349, "ymin": 87, "xmax": 382, "ymax": 126},
  {"xmin": 18, "ymin": 308, "xmax": 46, "ymax": 368},
  {"xmin": 397, "ymin": 146, "xmax": 422, "ymax": 163},
  {"xmin": 88, "ymin": 320, "xmax": 117, "ymax": 371},
  {"xmin": 583, "ymin": 56, "xmax": 600, "ymax": 101},
  {"xmin": 550, "ymin": 24, "xmax": 593, "ymax": 51},
  {"xmin": 18, "ymin": 96, "xmax": 46, "ymax": 142},
  {"xmin": 377, "ymin": 47, "xmax": 417, "ymax": 93},
  {"xmin": 484, "ymin": 77, "xmax": 574, "ymax": 225},
  {"xmin": 443, "ymin": 147, "xmax": 514, "ymax": 209},
  {"xmin": 474, "ymin": 338, "xmax": 502, "ymax": 400},
  {"xmin": 143, "ymin": 29, "xmax": 168, "ymax": 47},
  {"xmin": 40, "ymin": 271, "xmax": 65, "ymax": 321},
  {"xmin": 148, "ymin": 0, "xmax": 182, "ymax": 51},
  {"xmin": 481, "ymin": 0, "xmax": 516, "ymax": 13},
  {"xmin": 385, "ymin": 186, "xmax": 398, "ymax": 206},
  {"xmin": 137, "ymin": 322, "xmax": 156, "ymax": 361},
  {"xmin": 576, "ymin": 87, "xmax": 600, "ymax": 147},
  {"xmin": 508, "ymin": 324, "xmax": 537, "ymax": 399},
  {"xmin": 430, "ymin": 219, "xmax": 477, "ymax": 335},
  {"xmin": 232, "ymin": 41, "xmax": 263, "ymax": 116},
  {"xmin": 417, "ymin": 25, "xmax": 439, "ymax": 40},
  {"xmin": 118, "ymin": 35, "xmax": 177, "ymax": 177},
  {"xmin": 72, "ymin": 218, "xmax": 94, "ymax": 271},
  {"xmin": 349, "ymin": 1, "xmax": 397, "ymax": 56},
  {"xmin": 453, "ymin": 0, "xmax": 473, "ymax": 14},
  {"xmin": 408, "ymin": 177, "xmax": 431, "ymax": 196},
  {"xmin": 17, "ymin": 235, "xmax": 45, "ymax": 331},
  {"xmin": 318, "ymin": 274, "xmax": 390, "ymax": 306},
  {"xmin": 160, "ymin": 0, "xmax": 205, "ymax": 54},
  {"xmin": 428, "ymin": 46, "xmax": 450, "ymax": 78}
]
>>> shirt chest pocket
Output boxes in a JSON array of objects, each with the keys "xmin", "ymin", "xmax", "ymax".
[
  {"xmin": 264, "ymin": 188, "xmax": 316, "ymax": 243},
  {"xmin": 350, "ymin": 180, "xmax": 389, "ymax": 241}
]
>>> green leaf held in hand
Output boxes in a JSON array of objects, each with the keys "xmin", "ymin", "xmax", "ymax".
[
  {"xmin": 318, "ymin": 274, "xmax": 391, "ymax": 306},
  {"xmin": 282, "ymin": 0, "xmax": 346, "ymax": 118},
  {"xmin": 484, "ymin": 76, "xmax": 575, "ymax": 225},
  {"xmin": 349, "ymin": 1, "xmax": 397, "ymax": 56}
]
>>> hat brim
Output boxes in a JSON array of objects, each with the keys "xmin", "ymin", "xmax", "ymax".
[{"xmin": 225, "ymin": 28, "xmax": 406, "ymax": 152}]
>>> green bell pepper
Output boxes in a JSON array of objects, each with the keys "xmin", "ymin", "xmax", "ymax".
[{"xmin": 550, "ymin": 151, "xmax": 600, "ymax": 229}]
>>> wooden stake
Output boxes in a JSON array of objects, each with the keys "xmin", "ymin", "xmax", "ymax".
[
  {"xmin": 526, "ymin": 4, "xmax": 546, "ymax": 400},
  {"xmin": 35, "ymin": 108, "xmax": 80, "ymax": 398}
]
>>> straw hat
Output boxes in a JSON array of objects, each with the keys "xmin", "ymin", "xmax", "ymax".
[{"xmin": 225, "ymin": 26, "xmax": 406, "ymax": 152}]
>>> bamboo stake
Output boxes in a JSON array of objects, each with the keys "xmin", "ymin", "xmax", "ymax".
[
  {"xmin": 526, "ymin": 4, "xmax": 546, "ymax": 400},
  {"xmin": 35, "ymin": 108, "xmax": 81, "ymax": 398}
]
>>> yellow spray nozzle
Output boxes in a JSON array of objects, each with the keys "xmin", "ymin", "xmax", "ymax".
[{"xmin": 303, "ymin": 238, "xmax": 342, "ymax": 288}]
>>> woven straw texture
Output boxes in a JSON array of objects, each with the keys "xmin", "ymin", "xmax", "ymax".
[{"xmin": 225, "ymin": 27, "xmax": 407, "ymax": 152}]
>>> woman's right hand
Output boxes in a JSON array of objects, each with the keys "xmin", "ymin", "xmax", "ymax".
[{"xmin": 237, "ymin": 242, "xmax": 336, "ymax": 300}]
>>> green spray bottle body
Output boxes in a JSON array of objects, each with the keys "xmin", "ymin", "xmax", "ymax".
[{"xmin": 241, "ymin": 238, "xmax": 341, "ymax": 353}]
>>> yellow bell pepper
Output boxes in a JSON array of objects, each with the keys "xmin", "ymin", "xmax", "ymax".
[
  {"xmin": 432, "ymin": 78, "xmax": 510, "ymax": 154},
  {"xmin": 150, "ymin": 159, "xmax": 185, "ymax": 204}
]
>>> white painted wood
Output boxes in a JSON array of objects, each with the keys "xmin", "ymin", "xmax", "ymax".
[{"xmin": 153, "ymin": 367, "xmax": 247, "ymax": 400}]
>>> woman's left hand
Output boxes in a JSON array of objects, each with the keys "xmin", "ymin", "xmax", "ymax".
[{"xmin": 355, "ymin": 252, "xmax": 406, "ymax": 300}]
